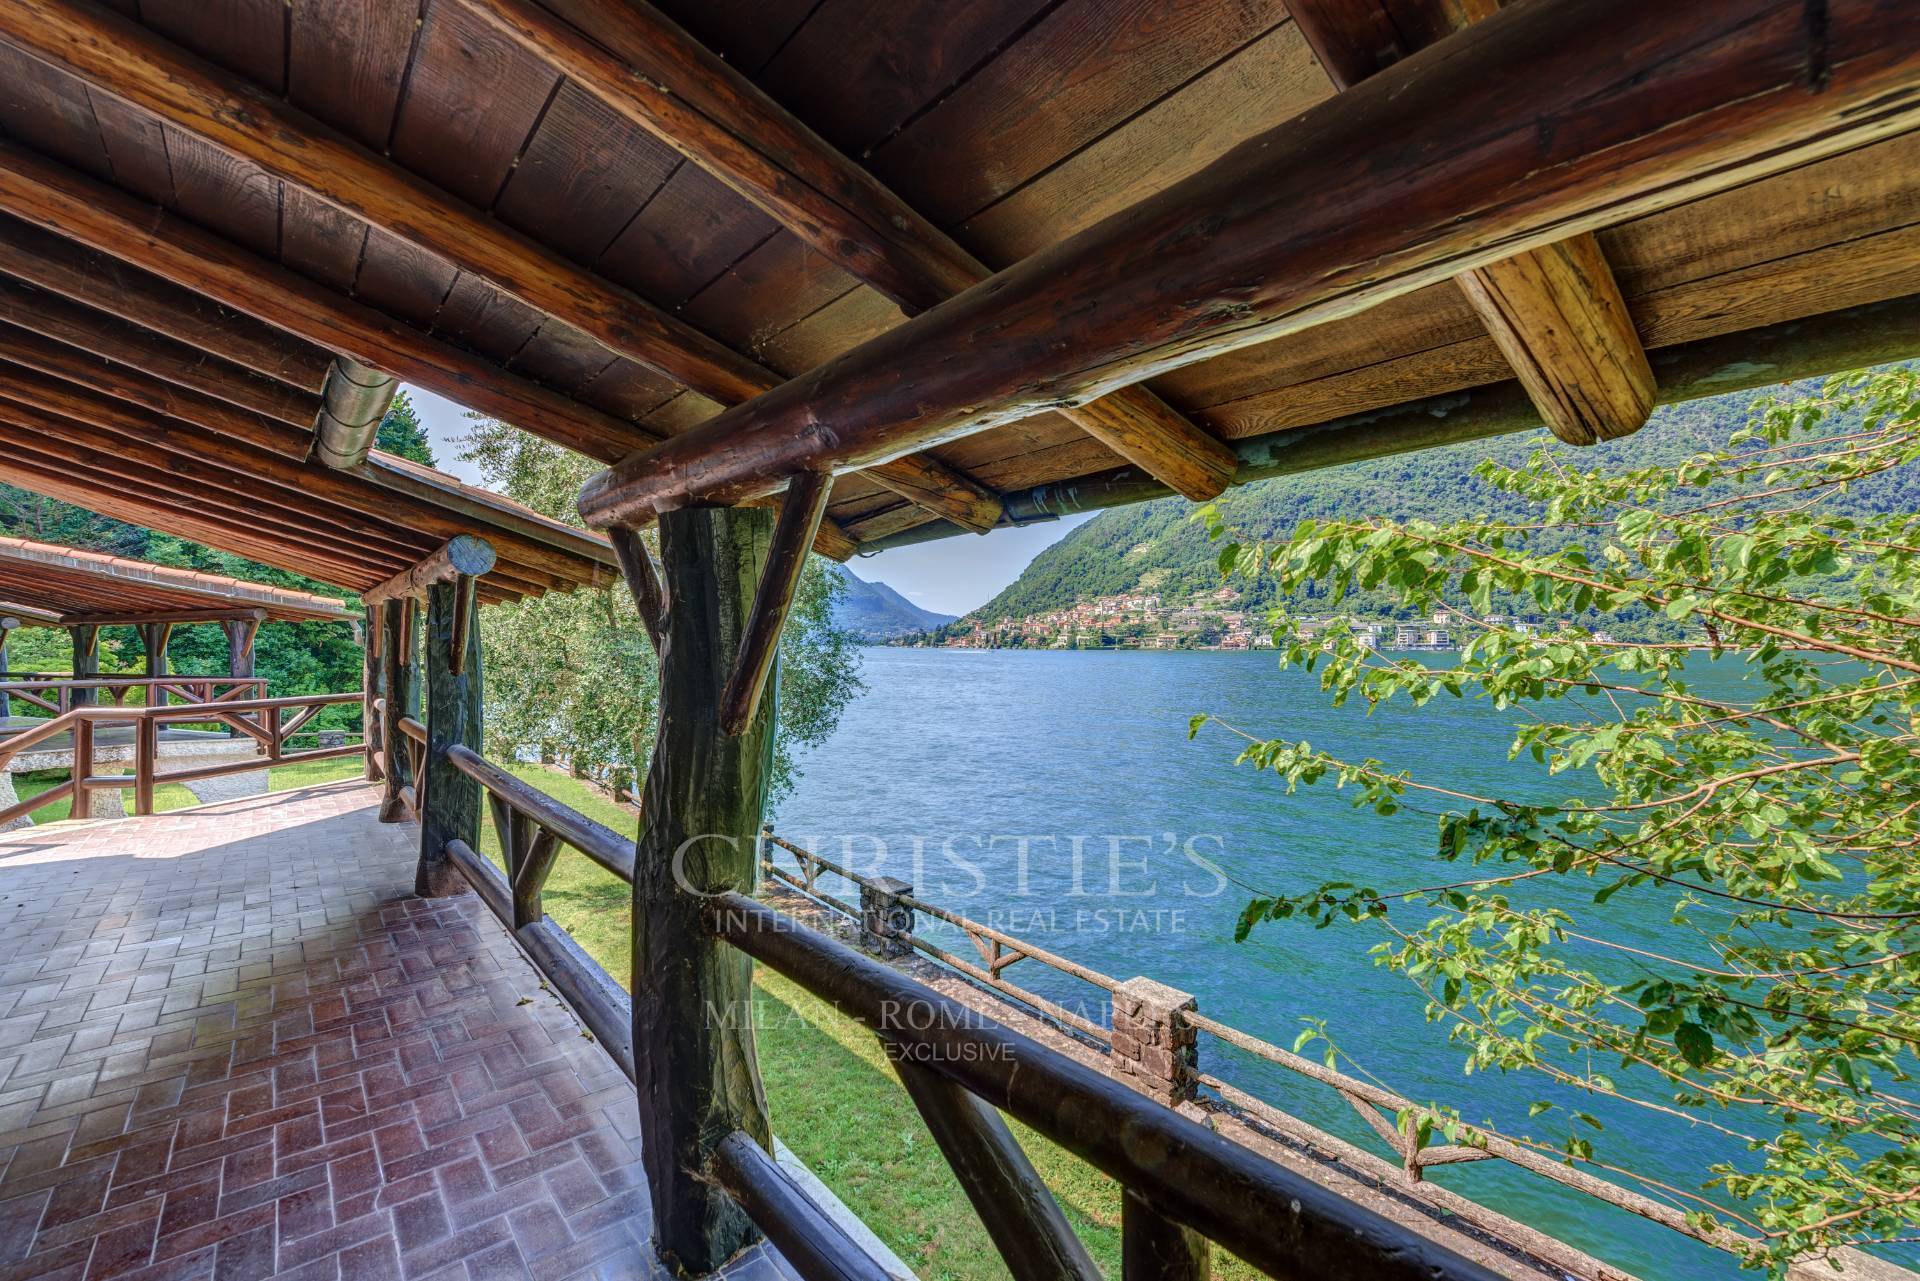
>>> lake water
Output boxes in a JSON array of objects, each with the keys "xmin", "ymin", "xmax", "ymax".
[{"xmin": 772, "ymin": 646, "xmax": 1884, "ymax": 1281}]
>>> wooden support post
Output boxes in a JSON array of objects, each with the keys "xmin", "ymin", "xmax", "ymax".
[
  {"xmin": 631, "ymin": 505, "xmax": 777, "ymax": 1273},
  {"xmin": 133, "ymin": 713, "xmax": 157, "ymax": 816},
  {"xmin": 377, "ymin": 599, "xmax": 414, "ymax": 823},
  {"xmin": 70, "ymin": 713, "xmax": 94, "ymax": 819},
  {"xmin": 719, "ymin": 471, "xmax": 831, "ymax": 737},
  {"xmin": 892, "ymin": 1058, "xmax": 1102, "ymax": 1281},
  {"xmin": 1122, "ymin": 1190, "xmax": 1211, "ymax": 1281},
  {"xmin": 417, "ymin": 576, "xmax": 484, "ymax": 897},
  {"xmin": 362, "ymin": 605, "xmax": 383, "ymax": 783},
  {"xmin": 0, "ymin": 619, "xmax": 12, "ymax": 717},
  {"xmin": 606, "ymin": 526, "xmax": 666, "ymax": 653},
  {"xmin": 67, "ymin": 624, "xmax": 97, "ymax": 709},
  {"xmin": 222, "ymin": 617, "xmax": 256, "ymax": 741}
]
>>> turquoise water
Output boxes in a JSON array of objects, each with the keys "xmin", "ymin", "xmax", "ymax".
[{"xmin": 771, "ymin": 646, "xmax": 1869, "ymax": 1281}]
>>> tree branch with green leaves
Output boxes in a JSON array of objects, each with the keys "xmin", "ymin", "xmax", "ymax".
[{"xmin": 1193, "ymin": 368, "xmax": 1920, "ymax": 1272}]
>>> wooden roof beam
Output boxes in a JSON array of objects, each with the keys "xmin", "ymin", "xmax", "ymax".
[
  {"xmin": 0, "ymin": 360, "xmax": 590, "ymax": 594},
  {"xmin": 0, "ymin": 0, "xmax": 1000, "ymax": 536},
  {"xmin": 576, "ymin": 0, "xmax": 1920, "ymax": 524},
  {"xmin": 1289, "ymin": 0, "xmax": 1654, "ymax": 446},
  {"xmin": 362, "ymin": 537, "xmax": 498, "ymax": 606},
  {"xmin": 0, "ymin": 143, "xmax": 857, "ymax": 560},
  {"xmin": 0, "ymin": 271, "xmax": 317, "ymax": 427},
  {"xmin": 462, "ymin": 0, "xmax": 1238, "ymax": 502},
  {"xmin": 57, "ymin": 607, "xmax": 269, "ymax": 628},
  {"xmin": 0, "ymin": 213, "xmax": 331, "ymax": 392}
]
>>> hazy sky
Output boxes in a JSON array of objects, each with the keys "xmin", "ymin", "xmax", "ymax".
[{"xmin": 408, "ymin": 385, "xmax": 1088, "ymax": 616}]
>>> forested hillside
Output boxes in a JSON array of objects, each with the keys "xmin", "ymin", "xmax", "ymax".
[
  {"xmin": 0, "ymin": 395, "xmax": 437, "ymax": 705},
  {"xmin": 970, "ymin": 373, "xmax": 1920, "ymax": 628}
]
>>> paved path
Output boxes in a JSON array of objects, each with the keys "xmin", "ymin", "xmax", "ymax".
[{"xmin": 0, "ymin": 784, "xmax": 794, "ymax": 1281}]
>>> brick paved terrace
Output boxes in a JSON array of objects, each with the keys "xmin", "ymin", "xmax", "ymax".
[{"xmin": 0, "ymin": 781, "xmax": 796, "ymax": 1281}]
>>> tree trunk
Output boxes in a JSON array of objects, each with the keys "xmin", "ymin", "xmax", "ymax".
[
  {"xmin": 418, "ymin": 579, "xmax": 482, "ymax": 897},
  {"xmin": 632, "ymin": 505, "xmax": 777, "ymax": 1274},
  {"xmin": 67, "ymin": 624, "xmax": 96, "ymax": 708},
  {"xmin": 140, "ymin": 622, "xmax": 167, "ymax": 700},
  {"xmin": 377, "ymin": 599, "xmax": 413, "ymax": 822},
  {"xmin": 223, "ymin": 619, "xmax": 254, "ymax": 739}
]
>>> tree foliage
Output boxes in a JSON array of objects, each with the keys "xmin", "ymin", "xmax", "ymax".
[
  {"xmin": 459, "ymin": 415, "xmax": 862, "ymax": 802},
  {"xmin": 1195, "ymin": 368, "xmax": 1920, "ymax": 1272},
  {"xmin": 374, "ymin": 391, "xmax": 437, "ymax": 466}
]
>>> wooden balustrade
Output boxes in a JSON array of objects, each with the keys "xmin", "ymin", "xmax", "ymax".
[
  {"xmin": 393, "ymin": 715, "xmax": 427, "ymax": 820},
  {"xmin": 0, "ymin": 675, "xmax": 266, "ymax": 717},
  {"xmin": 0, "ymin": 690, "xmax": 362, "ymax": 825},
  {"xmin": 437, "ymin": 745, "xmax": 1510, "ymax": 1281}
]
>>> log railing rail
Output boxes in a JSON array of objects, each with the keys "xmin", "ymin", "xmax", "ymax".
[
  {"xmin": 83, "ymin": 692, "xmax": 363, "ymax": 816},
  {"xmin": 0, "ymin": 688, "xmax": 360, "ymax": 825},
  {"xmin": 760, "ymin": 828, "xmax": 1117, "ymax": 1044},
  {"xmin": 439, "ymin": 746, "xmax": 1508, "ymax": 1281},
  {"xmin": 755, "ymin": 826, "xmax": 1771, "ymax": 1269},
  {"xmin": 0, "ymin": 675, "xmax": 266, "ymax": 715}
]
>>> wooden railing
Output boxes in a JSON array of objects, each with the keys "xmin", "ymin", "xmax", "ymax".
[
  {"xmin": 394, "ymin": 713, "xmax": 427, "ymax": 820},
  {"xmin": 0, "ymin": 676, "xmax": 266, "ymax": 716},
  {"xmin": 438, "ymin": 746, "xmax": 1505, "ymax": 1281},
  {"xmin": 756, "ymin": 827, "xmax": 1764, "ymax": 1273},
  {"xmin": 0, "ymin": 691, "xmax": 363, "ymax": 826}
]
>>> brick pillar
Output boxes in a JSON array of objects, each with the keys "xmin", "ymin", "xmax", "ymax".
[
  {"xmin": 1111, "ymin": 977, "xmax": 1197, "ymax": 1106},
  {"xmin": 859, "ymin": 876, "xmax": 914, "ymax": 959}
]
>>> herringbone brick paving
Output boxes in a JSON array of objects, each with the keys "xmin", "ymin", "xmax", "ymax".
[{"xmin": 0, "ymin": 782, "xmax": 796, "ymax": 1281}]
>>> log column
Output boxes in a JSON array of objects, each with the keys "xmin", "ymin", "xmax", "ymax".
[
  {"xmin": 0, "ymin": 616, "xmax": 14, "ymax": 716},
  {"xmin": 632, "ymin": 506, "xmax": 777, "ymax": 1273},
  {"xmin": 67, "ymin": 623, "xmax": 97, "ymax": 708},
  {"xmin": 417, "ymin": 570, "xmax": 484, "ymax": 897},
  {"xmin": 376, "ymin": 598, "xmax": 414, "ymax": 822},
  {"xmin": 362, "ymin": 605, "xmax": 383, "ymax": 783}
]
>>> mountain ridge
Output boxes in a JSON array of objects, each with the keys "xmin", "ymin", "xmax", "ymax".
[{"xmin": 830, "ymin": 563, "xmax": 957, "ymax": 641}]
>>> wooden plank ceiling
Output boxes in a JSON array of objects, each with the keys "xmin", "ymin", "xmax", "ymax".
[{"xmin": 0, "ymin": 0, "xmax": 1915, "ymax": 556}]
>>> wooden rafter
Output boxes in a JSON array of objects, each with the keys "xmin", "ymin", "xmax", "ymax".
[
  {"xmin": 0, "ymin": 213, "xmax": 331, "ymax": 391},
  {"xmin": 718, "ymin": 472, "xmax": 833, "ymax": 737},
  {"xmin": 460, "ymin": 0, "xmax": 1238, "ymax": 504},
  {"xmin": 577, "ymin": 0, "xmax": 1920, "ymax": 524},
  {"xmin": 1288, "ymin": 0, "xmax": 1655, "ymax": 446},
  {"xmin": 0, "ymin": 270, "xmax": 316, "ymax": 427},
  {"xmin": 0, "ymin": 356, "xmax": 588, "ymax": 597},
  {"xmin": 0, "ymin": 142, "xmax": 859, "ymax": 560},
  {"xmin": 0, "ymin": 0, "xmax": 1002, "ymax": 536}
]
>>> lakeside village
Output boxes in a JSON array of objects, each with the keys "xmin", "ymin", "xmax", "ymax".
[{"xmin": 904, "ymin": 586, "xmax": 1613, "ymax": 652}]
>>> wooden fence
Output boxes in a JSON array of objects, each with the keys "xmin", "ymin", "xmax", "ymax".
[
  {"xmin": 442, "ymin": 746, "xmax": 1515, "ymax": 1281},
  {"xmin": 0, "ymin": 690, "xmax": 363, "ymax": 826},
  {"xmin": 755, "ymin": 826, "xmax": 1767, "ymax": 1273}
]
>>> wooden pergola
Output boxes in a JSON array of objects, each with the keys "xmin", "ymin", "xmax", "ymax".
[
  {"xmin": 0, "ymin": 533, "xmax": 357, "ymax": 706},
  {"xmin": 1, "ymin": 0, "xmax": 1918, "ymax": 1276}
]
